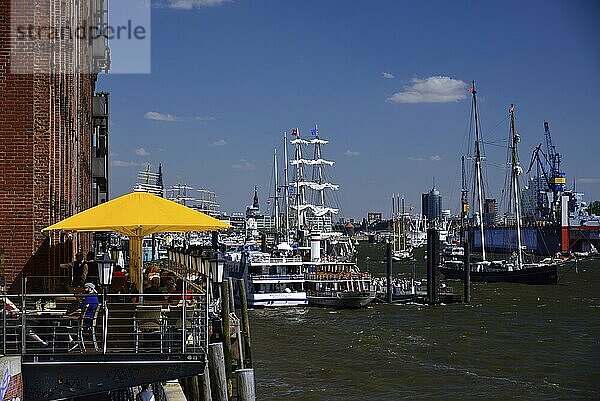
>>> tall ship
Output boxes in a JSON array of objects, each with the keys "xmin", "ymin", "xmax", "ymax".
[
  {"xmin": 225, "ymin": 126, "xmax": 375, "ymax": 308},
  {"xmin": 290, "ymin": 126, "xmax": 375, "ymax": 307},
  {"xmin": 439, "ymin": 82, "xmax": 559, "ymax": 285}
]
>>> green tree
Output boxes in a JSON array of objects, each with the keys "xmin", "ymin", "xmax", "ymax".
[{"xmin": 589, "ymin": 201, "xmax": 600, "ymax": 216}]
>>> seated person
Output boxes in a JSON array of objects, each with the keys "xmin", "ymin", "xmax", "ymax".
[
  {"xmin": 66, "ymin": 283, "xmax": 99, "ymax": 351},
  {"xmin": 113, "ymin": 265, "xmax": 127, "ymax": 279},
  {"xmin": 110, "ymin": 265, "xmax": 128, "ymax": 293},
  {"xmin": 145, "ymin": 277, "xmax": 161, "ymax": 294},
  {"xmin": 144, "ymin": 277, "xmax": 166, "ymax": 304}
]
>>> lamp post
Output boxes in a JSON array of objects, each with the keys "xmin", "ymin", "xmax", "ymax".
[{"xmin": 97, "ymin": 253, "xmax": 114, "ymax": 354}]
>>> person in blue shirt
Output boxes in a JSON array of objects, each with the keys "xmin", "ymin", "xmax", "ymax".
[
  {"xmin": 80, "ymin": 282, "xmax": 99, "ymax": 325},
  {"xmin": 67, "ymin": 282, "xmax": 100, "ymax": 351}
]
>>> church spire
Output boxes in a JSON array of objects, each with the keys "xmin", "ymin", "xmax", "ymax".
[{"xmin": 252, "ymin": 185, "xmax": 259, "ymax": 208}]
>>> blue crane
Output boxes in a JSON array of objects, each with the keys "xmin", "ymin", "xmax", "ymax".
[{"xmin": 543, "ymin": 120, "xmax": 566, "ymax": 193}]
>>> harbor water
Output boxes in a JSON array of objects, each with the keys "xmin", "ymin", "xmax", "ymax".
[{"xmin": 250, "ymin": 244, "xmax": 599, "ymax": 400}]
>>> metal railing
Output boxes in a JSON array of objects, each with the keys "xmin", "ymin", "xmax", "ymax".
[{"xmin": 1, "ymin": 291, "xmax": 208, "ymax": 357}]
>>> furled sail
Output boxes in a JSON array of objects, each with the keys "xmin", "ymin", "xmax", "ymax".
[
  {"xmin": 292, "ymin": 204, "xmax": 339, "ymax": 216},
  {"xmin": 294, "ymin": 181, "xmax": 339, "ymax": 191},
  {"xmin": 290, "ymin": 138, "xmax": 329, "ymax": 145},
  {"xmin": 290, "ymin": 158, "xmax": 335, "ymax": 166}
]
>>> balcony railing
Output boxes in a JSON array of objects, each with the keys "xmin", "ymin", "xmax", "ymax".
[{"xmin": 1, "ymin": 291, "xmax": 208, "ymax": 358}]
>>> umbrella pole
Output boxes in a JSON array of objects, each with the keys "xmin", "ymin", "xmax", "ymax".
[{"xmin": 129, "ymin": 235, "xmax": 144, "ymax": 297}]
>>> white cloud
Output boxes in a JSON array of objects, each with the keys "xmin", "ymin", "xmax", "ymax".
[
  {"xmin": 212, "ymin": 139, "xmax": 227, "ymax": 146},
  {"xmin": 408, "ymin": 155, "xmax": 442, "ymax": 161},
  {"xmin": 193, "ymin": 116, "xmax": 217, "ymax": 121},
  {"xmin": 157, "ymin": 147, "xmax": 165, "ymax": 152},
  {"xmin": 382, "ymin": 72, "xmax": 394, "ymax": 79},
  {"xmin": 144, "ymin": 111, "xmax": 179, "ymax": 122},
  {"xmin": 344, "ymin": 149, "xmax": 360, "ymax": 157},
  {"xmin": 231, "ymin": 159, "xmax": 256, "ymax": 171},
  {"xmin": 576, "ymin": 178, "xmax": 600, "ymax": 185},
  {"xmin": 144, "ymin": 111, "xmax": 216, "ymax": 122},
  {"xmin": 168, "ymin": 0, "xmax": 228, "ymax": 9},
  {"xmin": 112, "ymin": 160, "xmax": 140, "ymax": 168},
  {"xmin": 388, "ymin": 76, "xmax": 467, "ymax": 103},
  {"xmin": 135, "ymin": 147, "xmax": 150, "ymax": 156}
]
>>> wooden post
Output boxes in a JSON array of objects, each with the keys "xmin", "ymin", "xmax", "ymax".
[
  {"xmin": 237, "ymin": 278, "xmax": 252, "ymax": 367},
  {"xmin": 209, "ymin": 343, "xmax": 229, "ymax": 401},
  {"xmin": 199, "ymin": 363, "xmax": 213, "ymax": 401},
  {"xmin": 235, "ymin": 369, "xmax": 256, "ymax": 401},
  {"xmin": 227, "ymin": 278, "xmax": 235, "ymax": 312},
  {"xmin": 189, "ymin": 375, "xmax": 201, "ymax": 401},
  {"xmin": 220, "ymin": 283, "xmax": 233, "ymax": 397},
  {"xmin": 386, "ymin": 241, "xmax": 392, "ymax": 303},
  {"xmin": 463, "ymin": 228, "xmax": 471, "ymax": 304},
  {"xmin": 431, "ymin": 228, "xmax": 439, "ymax": 304},
  {"xmin": 427, "ymin": 227, "xmax": 439, "ymax": 304}
]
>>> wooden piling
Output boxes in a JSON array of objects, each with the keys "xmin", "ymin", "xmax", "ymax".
[
  {"xmin": 386, "ymin": 241, "xmax": 393, "ymax": 303},
  {"xmin": 189, "ymin": 375, "xmax": 201, "ymax": 401},
  {"xmin": 220, "ymin": 283, "xmax": 233, "ymax": 397},
  {"xmin": 235, "ymin": 369, "xmax": 256, "ymax": 401},
  {"xmin": 463, "ymin": 228, "xmax": 471, "ymax": 304},
  {"xmin": 199, "ymin": 363, "xmax": 212, "ymax": 401},
  {"xmin": 426, "ymin": 228, "xmax": 439, "ymax": 304},
  {"xmin": 237, "ymin": 278, "xmax": 253, "ymax": 367},
  {"xmin": 209, "ymin": 343, "xmax": 229, "ymax": 401},
  {"xmin": 426, "ymin": 228, "xmax": 433, "ymax": 304},
  {"xmin": 227, "ymin": 278, "xmax": 235, "ymax": 312}
]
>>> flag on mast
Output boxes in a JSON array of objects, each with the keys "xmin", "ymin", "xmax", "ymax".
[{"xmin": 291, "ymin": 128, "xmax": 298, "ymax": 136}]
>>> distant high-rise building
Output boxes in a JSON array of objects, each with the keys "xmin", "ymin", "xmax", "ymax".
[
  {"xmin": 521, "ymin": 176, "xmax": 548, "ymax": 220},
  {"xmin": 367, "ymin": 212, "xmax": 382, "ymax": 226},
  {"xmin": 483, "ymin": 198, "xmax": 498, "ymax": 226},
  {"xmin": 422, "ymin": 186, "xmax": 442, "ymax": 223}
]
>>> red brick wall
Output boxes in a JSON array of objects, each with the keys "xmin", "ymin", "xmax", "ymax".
[{"xmin": 0, "ymin": 0, "xmax": 97, "ymax": 290}]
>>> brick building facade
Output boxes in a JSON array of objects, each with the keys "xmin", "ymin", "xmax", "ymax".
[{"xmin": 0, "ymin": 1, "xmax": 109, "ymax": 290}]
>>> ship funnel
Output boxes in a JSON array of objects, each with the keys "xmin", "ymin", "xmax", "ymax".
[{"xmin": 311, "ymin": 232, "xmax": 321, "ymax": 262}]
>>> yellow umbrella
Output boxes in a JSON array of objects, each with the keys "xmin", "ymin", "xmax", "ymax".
[{"xmin": 43, "ymin": 191, "xmax": 230, "ymax": 291}]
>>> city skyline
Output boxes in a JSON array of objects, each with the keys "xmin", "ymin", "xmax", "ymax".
[{"xmin": 98, "ymin": 0, "xmax": 600, "ymax": 219}]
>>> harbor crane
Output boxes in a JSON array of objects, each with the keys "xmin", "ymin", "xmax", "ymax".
[
  {"xmin": 543, "ymin": 120, "xmax": 566, "ymax": 193},
  {"xmin": 526, "ymin": 121, "xmax": 567, "ymax": 222}
]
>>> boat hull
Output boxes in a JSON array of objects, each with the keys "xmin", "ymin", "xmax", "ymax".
[
  {"xmin": 439, "ymin": 263, "xmax": 558, "ymax": 285},
  {"xmin": 307, "ymin": 291, "xmax": 375, "ymax": 308}
]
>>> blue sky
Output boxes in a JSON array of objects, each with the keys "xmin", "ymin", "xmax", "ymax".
[{"xmin": 97, "ymin": 0, "xmax": 600, "ymax": 219}]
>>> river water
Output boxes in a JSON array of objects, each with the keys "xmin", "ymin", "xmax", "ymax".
[{"xmin": 250, "ymin": 244, "xmax": 599, "ymax": 400}]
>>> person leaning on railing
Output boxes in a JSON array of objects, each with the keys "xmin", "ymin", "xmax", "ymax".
[
  {"xmin": 71, "ymin": 252, "xmax": 85, "ymax": 286},
  {"xmin": 81, "ymin": 251, "xmax": 100, "ymax": 286}
]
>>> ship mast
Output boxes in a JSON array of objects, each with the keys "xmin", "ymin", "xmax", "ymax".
[
  {"xmin": 283, "ymin": 132, "xmax": 290, "ymax": 242},
  {"xmin": 290, "ymin": 126, "xmax": 339, "ymax": 234},
  {"xmin": 461, "ymin": 155, "xmax": 469, "ymax": 242},
  {"xmin": 509, "ymin": 104, "xmax": 523, "ymax": 269},
  {"xmin": 471, "ymin": 81, "xmax": 487, "ymax": 261},
  {"xmin": 293, "ymin": 128, "xmax": 303, "ymax": 236},
  {"xmin": 273, "ymin": 148, "xmax": 280, "ymax": 243}
]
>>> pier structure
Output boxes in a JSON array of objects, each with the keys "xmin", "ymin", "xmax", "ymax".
[{"xmin": 1, "ymin": 246, "xmax": 255, "ymax": 400}]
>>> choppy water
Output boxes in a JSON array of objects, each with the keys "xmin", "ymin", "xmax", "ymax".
[{"xmin": 250, "ymin": 244, "xmax": 599, "ymax": 400}]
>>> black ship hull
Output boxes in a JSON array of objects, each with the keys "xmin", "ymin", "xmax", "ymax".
[
  {"xmin": 439, "ymin": 263, "xmax": 558, "ymax": 285},
  {"xmin": 307, "ymin": 291, "xmax": 375, "ymax": 308}
]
